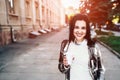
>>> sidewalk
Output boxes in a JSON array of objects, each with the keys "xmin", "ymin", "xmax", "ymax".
[
  {"xmin": 0, "ymin": 27, "xmax": 120, "ymax": 80},
  {"xmin": 101, "ymin": 29, "xmax": 120, "ymax": 36},
  {"xmin": 0, "ymin": 28, "xmax": 65, "ymax": 80},
  {"xmin": 97, "ymin": 42, "xmax": 120, "ymax": 80}
]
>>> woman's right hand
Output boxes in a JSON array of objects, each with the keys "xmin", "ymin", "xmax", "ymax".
[{"xmin": 63, "ymin": 55, "xmax": 69, "ymax": 67}]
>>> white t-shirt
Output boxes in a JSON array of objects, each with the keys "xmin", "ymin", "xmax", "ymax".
[{"xmin": 65, "ymin": 39, "xmax": 92, "ymax": 80}]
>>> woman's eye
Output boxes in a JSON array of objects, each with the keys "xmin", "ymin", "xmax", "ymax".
[
  {"xmin": 81, "ymin": 26, "xmax": 86, "ymax": 29},
  {"xmin": 74, "ymin": 26, "xmax": 79, "ymax": 29},
  {"xmin": 74, "ymin": 26, "xmax": 86, "ymax": 29}
]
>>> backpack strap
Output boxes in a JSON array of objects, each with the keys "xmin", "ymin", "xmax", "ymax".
[
  {"xmin": 88, "ymin": 46, "xmax": 97, "ymax": 69},
  {"xmin": 88, "ymin": 45, "xmax": 105, "ymax": 80},
  {"xmin": 59, "ymin": 39, "xmax": 69, "ymax": 62},
  {"xmin": 58, "ymin": 39, "xmax": 70, "ymax": 74}
]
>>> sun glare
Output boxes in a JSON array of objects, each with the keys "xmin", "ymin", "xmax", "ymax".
[{"xmin": 62, "ymin": 0, "xmax": 80, "ymax": 9}]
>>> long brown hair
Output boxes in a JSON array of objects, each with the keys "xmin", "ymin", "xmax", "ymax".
[{"xmin": 69, "ymin": 14, "xmax": 95, "ymax": 46}]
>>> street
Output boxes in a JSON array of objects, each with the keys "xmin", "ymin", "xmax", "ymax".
[{"xmin": 0, "ymin": 27, "xmax": 120, "ymax": 80}]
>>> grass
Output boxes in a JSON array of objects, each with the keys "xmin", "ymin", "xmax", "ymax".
[{"xmin": 97, "ymin": 36, "xmax": 120, "ymax": 54}]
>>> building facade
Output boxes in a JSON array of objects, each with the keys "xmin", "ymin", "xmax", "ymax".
[{"xmin": 0, "ymin": 0, "xmax": 65, "ymax": 47}]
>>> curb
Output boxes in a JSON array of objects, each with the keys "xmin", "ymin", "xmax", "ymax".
[{"xmin": 97, "ymin": 40, "xmax": 120, "ymax": 59}]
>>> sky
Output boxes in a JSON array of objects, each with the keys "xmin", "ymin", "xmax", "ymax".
[{"xmin": 62, "ymin": 0, "xmax": 80, "ymax": 9}]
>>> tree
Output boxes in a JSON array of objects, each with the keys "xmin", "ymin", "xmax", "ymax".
[
  {"xmin": 110, "ymin": 0, "xmax": 120, "ymax": 23},
  {"xmin": 79, "ymin": 0, "xmax": 113, "ymax": 24},
  {"xmin": 90, "ymin": 0, "xmax": 112, "ymax": 24},
  {"xmin": 79, "ymin": 0, "xmax": 120, "ymax": 30}
]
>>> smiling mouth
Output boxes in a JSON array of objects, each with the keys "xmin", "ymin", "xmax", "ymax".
[{"xmin": 76, "ymin": 33, "xmax": 83, "ymax": 37}]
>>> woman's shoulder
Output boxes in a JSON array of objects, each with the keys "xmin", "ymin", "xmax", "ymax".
[
  {"xmin": 60, "ymin": 39, "xmax": 69, "ymax": 52},
  {"xmin": 62, "ymin": 39, "xmax": 69, "ymax": 43}
]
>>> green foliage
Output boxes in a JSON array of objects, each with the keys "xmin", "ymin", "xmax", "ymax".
[{"xmin": 98, "ymin": 36, "xmax": 120, "ymax": 54}]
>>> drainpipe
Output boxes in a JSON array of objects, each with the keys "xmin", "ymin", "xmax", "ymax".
[
  {"xmin": 10, "ymin": 25, "xmax": 16, "ymax": 42},
  {"xmin": 0, "ymin": 24, "xmax": 2, "ymax": 46},
  {"xmin": 5, "ymin": 0, "xmax": 9, "ymax": 24},
  {"xmin": 10, "ymin": 26, "xmax": 13, "ymax": 42},
  {"xmin": 5, "ymin": 0, "xmax": 16, "ymax": 43}
]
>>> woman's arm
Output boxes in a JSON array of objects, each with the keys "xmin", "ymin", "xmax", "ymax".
[{"xmin": 58, "ymin": 40, "xmax": 70, "ymax": 73}]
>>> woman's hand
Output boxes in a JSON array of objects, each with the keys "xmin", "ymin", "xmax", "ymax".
[{"xmin": 63, "ymin": 55, "xmax": 69, "ymax": 67}]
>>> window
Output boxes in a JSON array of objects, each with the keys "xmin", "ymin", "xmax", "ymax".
[
  {"xmin": 8, "ymin": 0, "xmax": 15, "ymax": 13},
  {"xmin": 35, "ymin": 2, "xmax": 39, "ymax": 19},
  {"xmin": 25, "ymin": 0, "xmax": 31, "ymax": 17},
  {"xmin": 42, "ymin": 6, "xmax": 45, "ymax": 22}
]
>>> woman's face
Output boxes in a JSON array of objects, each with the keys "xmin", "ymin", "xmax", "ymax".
[{"xmin": 73, "ymin": 20, "xmax": 87, "ymax": 42}]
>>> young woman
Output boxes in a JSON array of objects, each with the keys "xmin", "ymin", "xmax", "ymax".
[{"xmin": 58, "ymin": 14, "xmax": 105, "ymax": 80}]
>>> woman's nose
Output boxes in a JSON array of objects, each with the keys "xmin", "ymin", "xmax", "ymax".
[{"xmin": 76, "ymin": 29, "xmax": 82, "ymax": 33}]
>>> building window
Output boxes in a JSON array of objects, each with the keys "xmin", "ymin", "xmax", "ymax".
[
  {"xmin": 42, "ymin": 6, "xmax": 45, "ymax": 22},
  {"xmin": 25, "ymin": 0, "xmax": 31, "ymax": 17},
  {"xmin": 35, "ymin": 2, "xmax": 39, "ymax": 19},
  {"xmin": 8, "ymin": 0, "xmax": 15, "ymax": 14}
]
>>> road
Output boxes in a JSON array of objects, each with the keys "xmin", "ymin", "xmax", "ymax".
[{"xmin": 0, "ymin": 27, "xmax": 120, "ymax": 80}]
